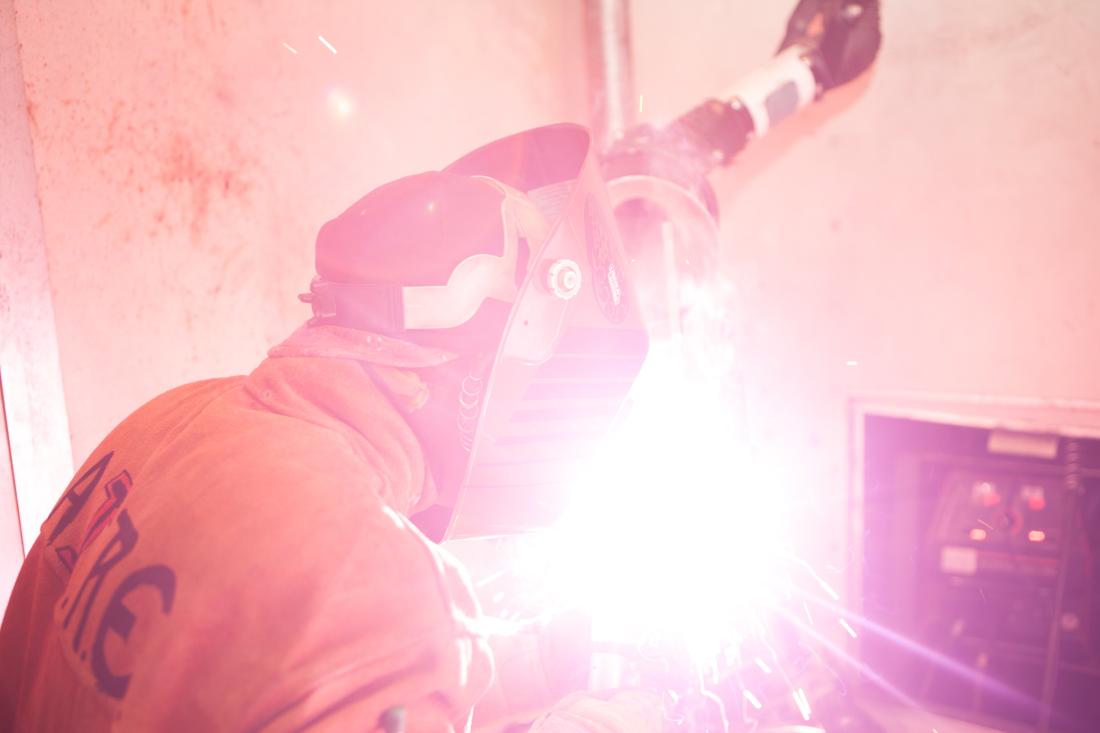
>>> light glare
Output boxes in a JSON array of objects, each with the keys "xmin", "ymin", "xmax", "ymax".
[
  {"xmin": 327, "ymin": 89, "xmax": 354, "ymax": 119},
  {"xmin": 538, "ymin": 340, "xmax": 795, "ymax": 661}
]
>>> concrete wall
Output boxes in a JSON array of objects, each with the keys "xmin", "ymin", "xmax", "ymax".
[{"xmin": 6, "ymin": 0, "xmax": 1100, "ymax": 614}]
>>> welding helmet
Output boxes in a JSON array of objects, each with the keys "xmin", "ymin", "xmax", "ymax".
[{"xmin": 304, "ymin": 124, "xmax": 649, "ymax": 538}]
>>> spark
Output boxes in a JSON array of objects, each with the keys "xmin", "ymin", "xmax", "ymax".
[
  {"xmin": 743, "ymin": 689, "xmax": 763, "ymax": 710},
  {"xmin": 838, "ymin": 617, "xmax": 858, "ymax": 638},
  {"xmin": 282, "ymin": 42, "xmax": 299, "ymax": 55},
  {"xmin": 776, "ymin": 604, "xmax": 921, "ymax": 708},
  {"xmin": 754, "ymin": 657, "xmax": 773, "ymax": 674},
  {"xmin": 802, "ymin": 562, "xmax": 841, "ymax": 602},
  {"xmin": 318, "ymin": 34, "xmax": 338, "ymax": 54},
  {"xmin": 803, "ymin": 600, "xmax": 815, "ymax": 626},
  {"xmin": 793, "ymin": 688, "xmax": 812, "ymax": 721},
  {"xmin": 845, "ymin": 360, "xmax": 859, "ymax": 367},
  {"xmin": 978, "ymin": 518, "xmax": 994, "ymax": 530},
  {"xmin": 638, "ymin": 93, "xmax": 645, "ymax": 114},
  {"xmin": 793, "ymin": 596, "xmax": 1038, "ymax": 708},
  {"xmin": 475, "ymin": 569, "xmax": 506, "ymax": 588}
]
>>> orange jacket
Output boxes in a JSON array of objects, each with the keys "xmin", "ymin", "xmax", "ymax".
[{"xmin": 0, "ymin": 326, "xmax": 493, "ymax": 731}]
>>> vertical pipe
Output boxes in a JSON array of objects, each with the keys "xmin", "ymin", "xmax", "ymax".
[{"xmin": 584, "ymin": 0, "xmax": 636, "ymax": 153}]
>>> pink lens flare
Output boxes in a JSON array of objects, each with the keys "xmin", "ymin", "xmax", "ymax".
[{"xmin": 515, "ymin": 339, "xmax": 800, "ymax": 663}]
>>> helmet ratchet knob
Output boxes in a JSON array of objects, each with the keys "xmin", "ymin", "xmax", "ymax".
[{"xmin": 547, "ymin": 258, "xmax": 583, "ymax": 300}]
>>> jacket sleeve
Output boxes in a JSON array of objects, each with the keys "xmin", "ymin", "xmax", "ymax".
[{"xmin": 231, "ymin": 506, "xmax": 495, "ymax": 733}]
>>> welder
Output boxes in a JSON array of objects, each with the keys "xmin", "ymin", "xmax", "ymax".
[{"xmin": 0, "ymin": 125, "xmax": 658, "ymax": 732}]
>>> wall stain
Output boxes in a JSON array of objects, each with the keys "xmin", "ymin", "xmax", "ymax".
[
  {"xmin": 80, "ymin": 85, "xmax": 261, "ymax": 246},
  {"xmin": 157, "ymin": 132, "xmax": 255, "ymax": 242}
]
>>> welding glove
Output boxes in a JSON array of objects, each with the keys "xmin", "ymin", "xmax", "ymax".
[
  {"xmin": 524, "ymin": 689, "xmax": 665, "ymax": 733},
  {"xmin": 473, "ymin": 610, "xmax": 593, "ymax": 731}
]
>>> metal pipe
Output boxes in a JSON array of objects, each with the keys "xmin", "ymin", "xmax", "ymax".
[{"xmin": 584, "ymin": 0, "xmax": 636, "ymax": 152}]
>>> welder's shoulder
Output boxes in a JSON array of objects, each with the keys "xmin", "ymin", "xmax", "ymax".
[
  {"xmin": 99, "ymin": 376, "xmax": 246, "ymax": 458},
  {"xmin": 105, "ymin": 369, "xmax": 432, "ymax": 609},
  {"xmin": 85, "ymin": 373, "xmax": 389, "ymax": 537},
  {"xmin": 133, "ymin": 372, "xmax": 408, "ymax": 528}
]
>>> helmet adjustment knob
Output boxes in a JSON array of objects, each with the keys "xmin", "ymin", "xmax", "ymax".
[{"xmin": 546, "ymin": 258, "xmax": 583, "ymax": 300}]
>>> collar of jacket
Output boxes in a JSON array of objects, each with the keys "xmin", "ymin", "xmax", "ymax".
[
  {"xmin": 257, "ymin": 324, "xmax": 454, "ymax": 515},
  {"xmin": 269, "ymin": 323, "xmax": 460, "ymax": 368}
]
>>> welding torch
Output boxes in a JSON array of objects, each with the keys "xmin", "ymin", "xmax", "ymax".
[{"xmin": 602, "ymin": 0, "xmax": 882, "ymax": 225}]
